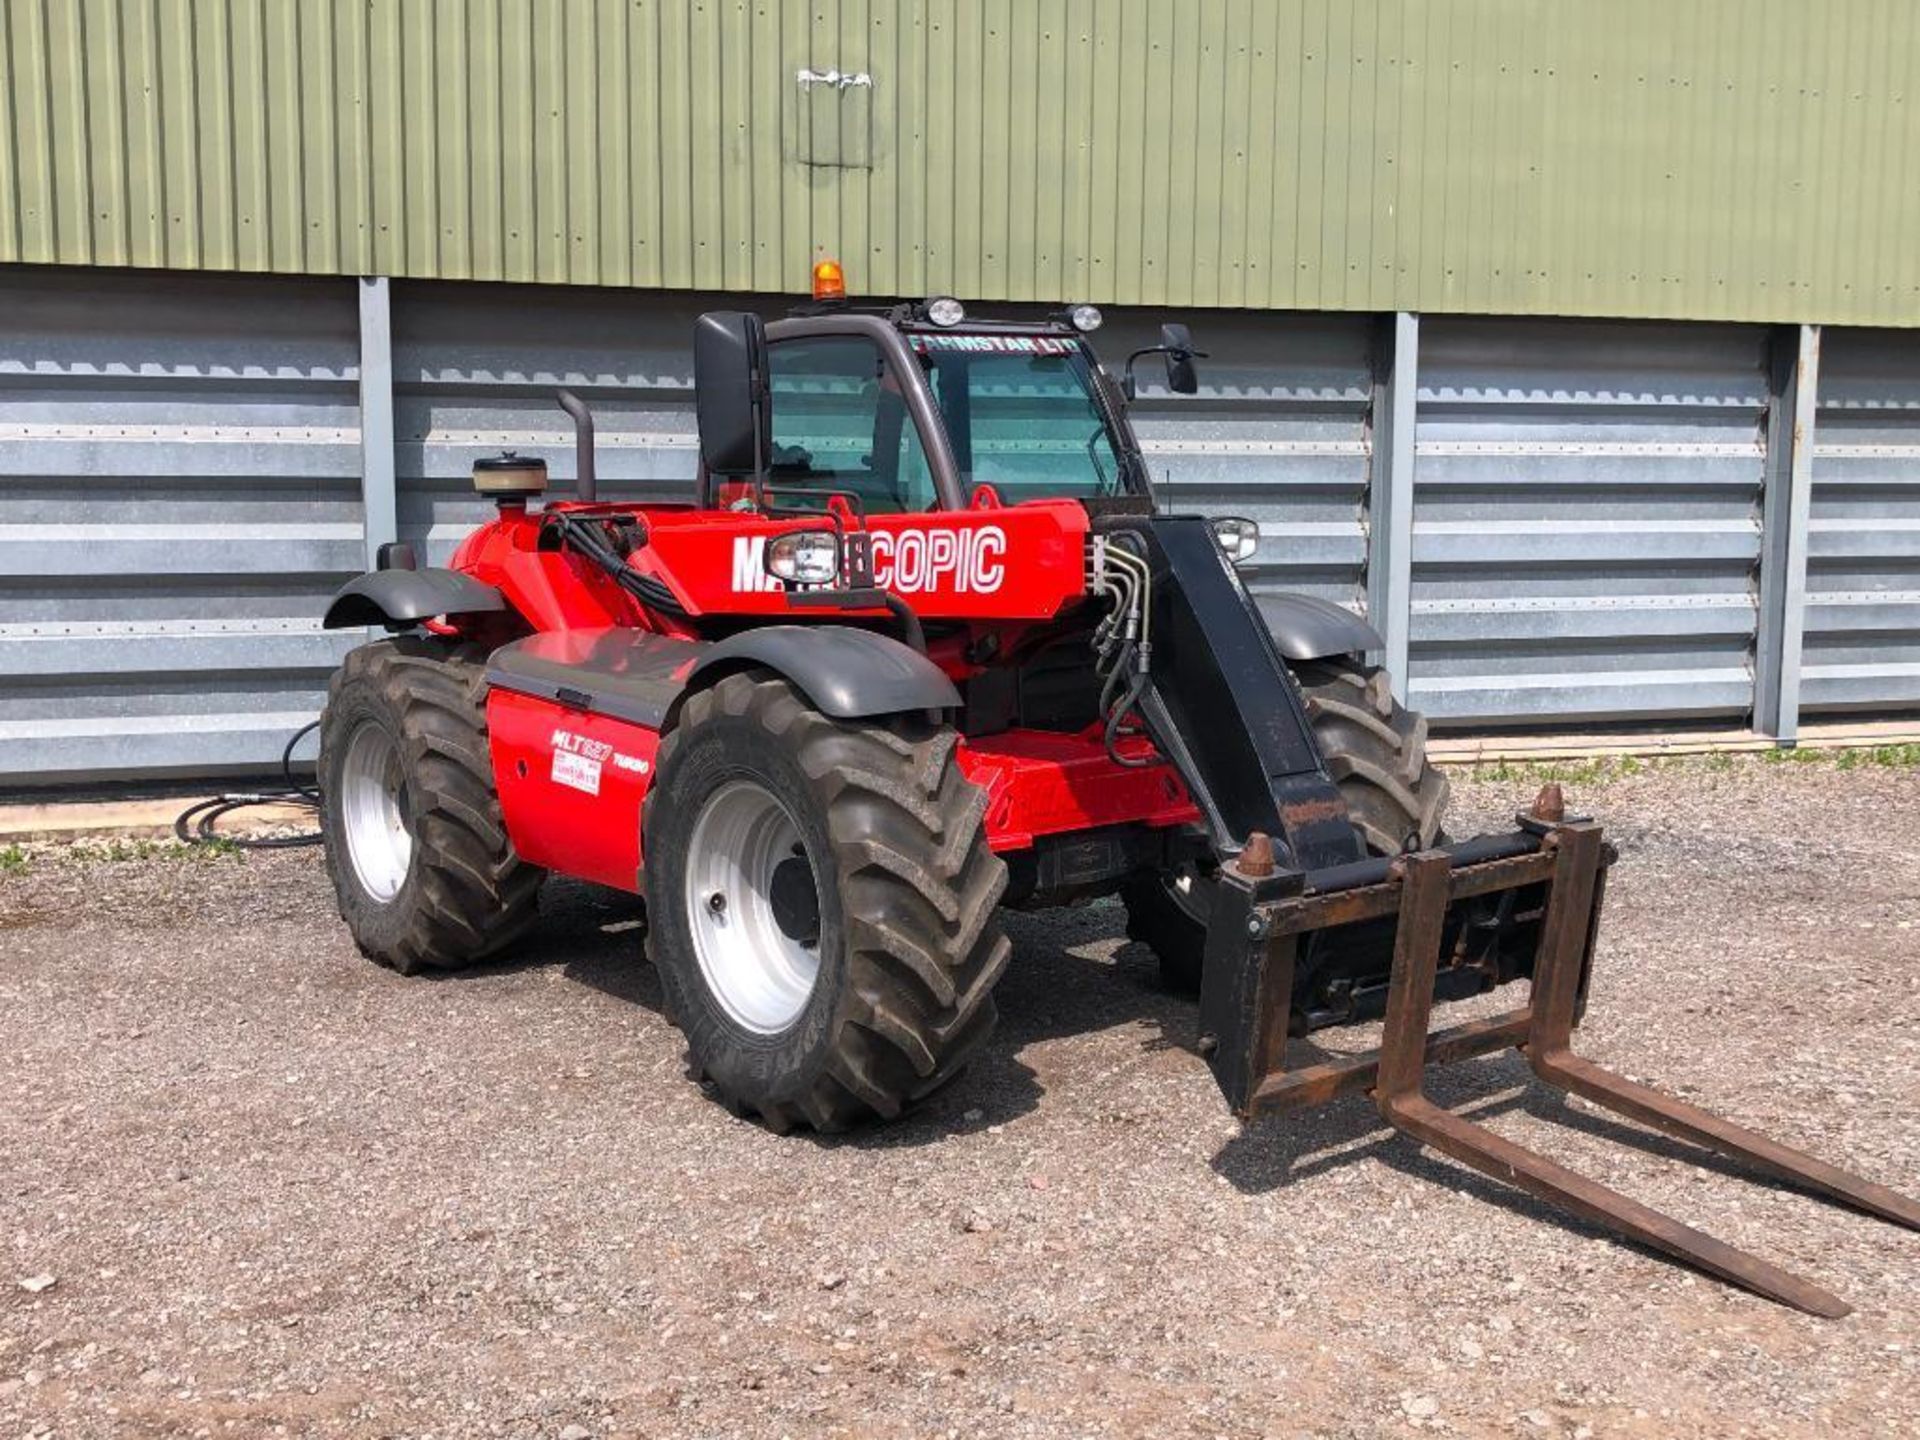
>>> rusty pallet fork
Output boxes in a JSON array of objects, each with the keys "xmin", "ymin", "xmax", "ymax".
[{"xmin": 1197, "ymin": 787, "xmax": 1920, "ymax": 1317}]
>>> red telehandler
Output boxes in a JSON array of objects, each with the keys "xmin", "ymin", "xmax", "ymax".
[{"xmin": 317, "ymin": 276, "xmax": 1916, "ymax": 1315}]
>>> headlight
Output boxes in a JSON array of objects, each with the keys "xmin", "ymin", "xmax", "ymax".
[
  {"xmin": 764, "ymin": 529, "xmax": 842, "ymax": 586},
  {"xmin": 1211, "ymin": 516, "xmax": 1259, "ymax": 563},
  {"xmin": 926, "ymin": 296, "xmax": 966, "ymax": 326},
  {"xmin": 1068, "ymin": 303, "xmax": 1103, "ymax": 332}
]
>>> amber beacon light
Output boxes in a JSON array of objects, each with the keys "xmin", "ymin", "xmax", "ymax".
[{"xmin": 811, "ymin": 257, "xmax": 847, "ymax": 302}]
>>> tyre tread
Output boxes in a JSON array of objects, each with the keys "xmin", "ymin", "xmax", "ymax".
[
  {"xmin": 646, "ymin": 675, "xmax": 1007, "ymax": 1132},
  {"xmin": 321, "ymin": 637, "xmax": 543, "ymax": 975},
  {"xmin": 1123, "ymin": 657, "xmax": 1449, "ymax": 989}
]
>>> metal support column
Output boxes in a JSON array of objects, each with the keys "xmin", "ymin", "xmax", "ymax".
[
  {"xmin": 1367, "ymin": 312, "xmax": 1419, "ymax": 691},
  {"xmin": 1753, "ymin": 324, "xmax": 1820, "ymax": 742},
  {"xmin": 358, "ymin": 276, "xmax": 398, "ymax": 569}
]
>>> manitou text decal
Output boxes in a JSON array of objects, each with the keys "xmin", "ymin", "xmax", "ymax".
[
  {"xmin": 872, "ymin": 527, "xmax": 1006, "ymax": 593},
  {"xmin": 732, "ymin": 536, "xmax": 783, "ymax": 593},
  {"xmin": 732, "ymin": 528, "xmax": 1007, "ymax": 595}
]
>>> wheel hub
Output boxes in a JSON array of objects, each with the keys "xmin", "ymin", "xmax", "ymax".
[
  {"xmin": 768, "ymin": 855, "xmax": 822, "ymax": 945},
  {"xmin": 339, "ymin": 719, "xmax": 412, "ymax": 903},
  {"xmin": 685, "ymin": 780, "xmax": 823, "ymax": 1034}
]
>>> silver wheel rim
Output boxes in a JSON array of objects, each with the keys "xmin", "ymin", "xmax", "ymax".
[
  {"xmin": 1164, "ymin": 865, "xmax": 1212, "ymax": 927},
  {"xmin": 686, "ymin": 779, "xmax": 822, "ymax": 1034},
  {"xmin": 340, "ymin": 720, "xmax": 413, "ymax": 903}
]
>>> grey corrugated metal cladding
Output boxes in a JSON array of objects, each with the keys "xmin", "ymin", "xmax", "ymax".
[{"xmin": 2, "ymin": 0, "xmax": 1917, "ymax": 325}]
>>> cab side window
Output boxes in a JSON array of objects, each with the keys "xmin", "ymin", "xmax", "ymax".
[{"xmin": 766, "ymin": 337, "xmax": 936, "ymax": 513}]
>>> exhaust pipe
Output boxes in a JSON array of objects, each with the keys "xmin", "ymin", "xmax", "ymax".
[{"xmin": 556, "ymin": 389, "xmax": 597, "ymax": 502}]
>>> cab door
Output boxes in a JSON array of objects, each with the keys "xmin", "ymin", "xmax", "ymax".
[{"xmin": 699, "ymin": 314, "xmax": 963, "ymax": 512}]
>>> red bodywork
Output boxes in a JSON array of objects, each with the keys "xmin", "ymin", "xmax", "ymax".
[{"xmin": 446, "ymin": 493, "xmax": 1198, "ymax": 895}]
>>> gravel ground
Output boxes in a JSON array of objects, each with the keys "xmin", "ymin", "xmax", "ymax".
[{"xmin": 2, "ymin": 757, "xmax": 1918, "ymax": 1439}]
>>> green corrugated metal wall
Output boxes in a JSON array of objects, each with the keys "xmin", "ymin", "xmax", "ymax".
[{"xmin": 3, "ymin": 0, "xmax": 1917, "ymax": 324}]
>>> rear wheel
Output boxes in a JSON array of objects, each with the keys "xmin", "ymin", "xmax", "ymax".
[
  {"xmin": 1122, "ymin": 657, "xmax": 1448, "ymax": 991},
  {"xmin": 320, "ymin": 638, "xmax": 544, "ymax": 974},
  {"xmin": 1291, "ymin": 658, "xmax": 1450, "ymax": 854},
  {"xmin": 644, "ymin": 674, "xmax": 1010, "ymax": 1132}
]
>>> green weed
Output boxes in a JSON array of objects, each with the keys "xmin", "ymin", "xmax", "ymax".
[
  {"xmin": 67, "ymin": 837, "xmax": 241, "ymax": 863},
  {"xmin": 1864, "ymin": 743, "xmax": 1920, "ymax": 767},
  {"xmin": 1460, "ymin": 742, "xmax": 1919, "ymax": 781},
  {"xmin": 1463, "ymin": 756, "xmax": 1635, "ymax": 786},
  {"xmin": 1760, "ymin": 746, "xmax": 1825, "ymax": 765}
]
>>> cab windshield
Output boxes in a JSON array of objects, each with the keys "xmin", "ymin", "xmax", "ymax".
[
  {"xmin": 910, "ymin": 333, "xmax": 1126, "ymax": 502},
  {"xmin": 753, "ymin": 329, "xmax": 1130, "ymax": 515}
]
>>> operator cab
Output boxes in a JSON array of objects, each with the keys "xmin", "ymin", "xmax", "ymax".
[{"xmin": 698, "ymin": 261, "xmax": 1202, "ymax": 517}]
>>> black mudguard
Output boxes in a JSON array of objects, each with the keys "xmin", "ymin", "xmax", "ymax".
[
  {"xmin": 485, "ymin": 624, "xmax": 961, "ymax": 733},
  {"xmin": 1258, "ymin": 592, "xmax": 1382, "ymax": 661},
  {"xmin": 684, "ymin": 624, "xmax": 961, "ymax": 721},
  {"xmin": 324, "ymin": 569, "xmax": 507, "ymax": 631}
]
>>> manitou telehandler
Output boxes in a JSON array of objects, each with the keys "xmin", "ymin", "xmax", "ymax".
[{"xmin": 317, "ymin": 270, "xmax": 1916, "ymax": 1315}]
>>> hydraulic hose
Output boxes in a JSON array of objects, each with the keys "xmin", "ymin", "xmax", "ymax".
[
  {"xmin": 173, "ymin": 719, "xmax": 324, "ymax": 849},
  {"xmin": 1103, "ymin": 668, "xmax": 1158, "ymax": 768}
]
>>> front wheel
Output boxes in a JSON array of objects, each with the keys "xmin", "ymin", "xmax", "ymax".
[
  {"xmin": 644, "ymin": 674, "xmax": 1011, "ymax": 1132},
  {"xmin": 1122, "ymin": 657, "xmax": 1449, "ymax": 991}
]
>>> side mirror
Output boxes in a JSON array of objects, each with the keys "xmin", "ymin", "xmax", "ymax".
[
  {"xmin": 694, "ymin": 311, "xmax": 772, "ymax": 476},
  {"xmin": 1161, "ymin": 322, "xmax": 1200, "ymax": 395}
]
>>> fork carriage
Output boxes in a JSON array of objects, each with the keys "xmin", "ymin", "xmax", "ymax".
[{"xmin": 1198, "ymin": 787, "xmax": 1920, "ymax": 1318}]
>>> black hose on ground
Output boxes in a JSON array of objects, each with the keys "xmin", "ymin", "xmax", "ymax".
[{"xmin": 173, "ymin": 720, "xmax": 325, "ymax": 849}]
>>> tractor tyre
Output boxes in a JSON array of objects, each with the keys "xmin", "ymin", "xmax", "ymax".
[
  {"xmin": 643, "ymin": 674, "xmax": 1010, "ymax": 1133},
  {"xmin": 319, "ymin": 637, "xmax": 544, "ymax": 975},
  {"xmin": 1122, "ymin": 657, "xmax": 1448, "ymax": 992}
]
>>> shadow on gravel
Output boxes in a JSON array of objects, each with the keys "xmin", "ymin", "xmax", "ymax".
[
  {"xmin": 437, "ymin": 882, "xmax": 1196, "ymax": 1147},
  {"xmin": 1512, "ymin": 1083, "xmax": 1816, "ymax": 1192},
  {"xmin": 830, "ymin": 900, "xmax": 1198, "ymax": 1150},
  {"xmin": 1211, "ymin": 1064, "xmax": 1639, "ymax": 1247},
  {"xmin": 994, "ymin": 902, "xmax": 1201, "ymax": 1051},
  {"xmin": 1208, "ymin": 1043, "xmax": 1819, "ymax": 1267},
  {"xmin": 432, "ymin": 879, "xmax": 1783, "ymax": 1242},
  {"xmin": 434, "ymin": 875, "xmax": 664, "ymax": 1003}
]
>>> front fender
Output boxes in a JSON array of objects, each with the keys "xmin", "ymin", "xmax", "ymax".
[
  {"xmin": 680, "ymin": 625, "xmax": 961, "ymax": 721},
  {"xmin": 323, "ymin": 569, "xmax": 508, "ymax": 630},
  {"xmin": 1256, "ymin": 592, "xmax": 1383, "ymax": 662}
]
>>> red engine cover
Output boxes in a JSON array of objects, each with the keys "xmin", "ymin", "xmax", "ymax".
[{"xmin": 487, "ymin": 689, "xmax": 660, "ymax": 893}]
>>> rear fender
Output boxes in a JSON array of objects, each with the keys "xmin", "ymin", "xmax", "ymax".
[
  {"xmin": 324, "ymin": 569, "xmax": 507, "ymax": 631},
  {"xmin": 676, "ymin": 624, "xmax": 961, "ymax": 724},
  {"xmin": 1257, "ymin": 592, "xmax": 1383, "ymax": 662}
]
